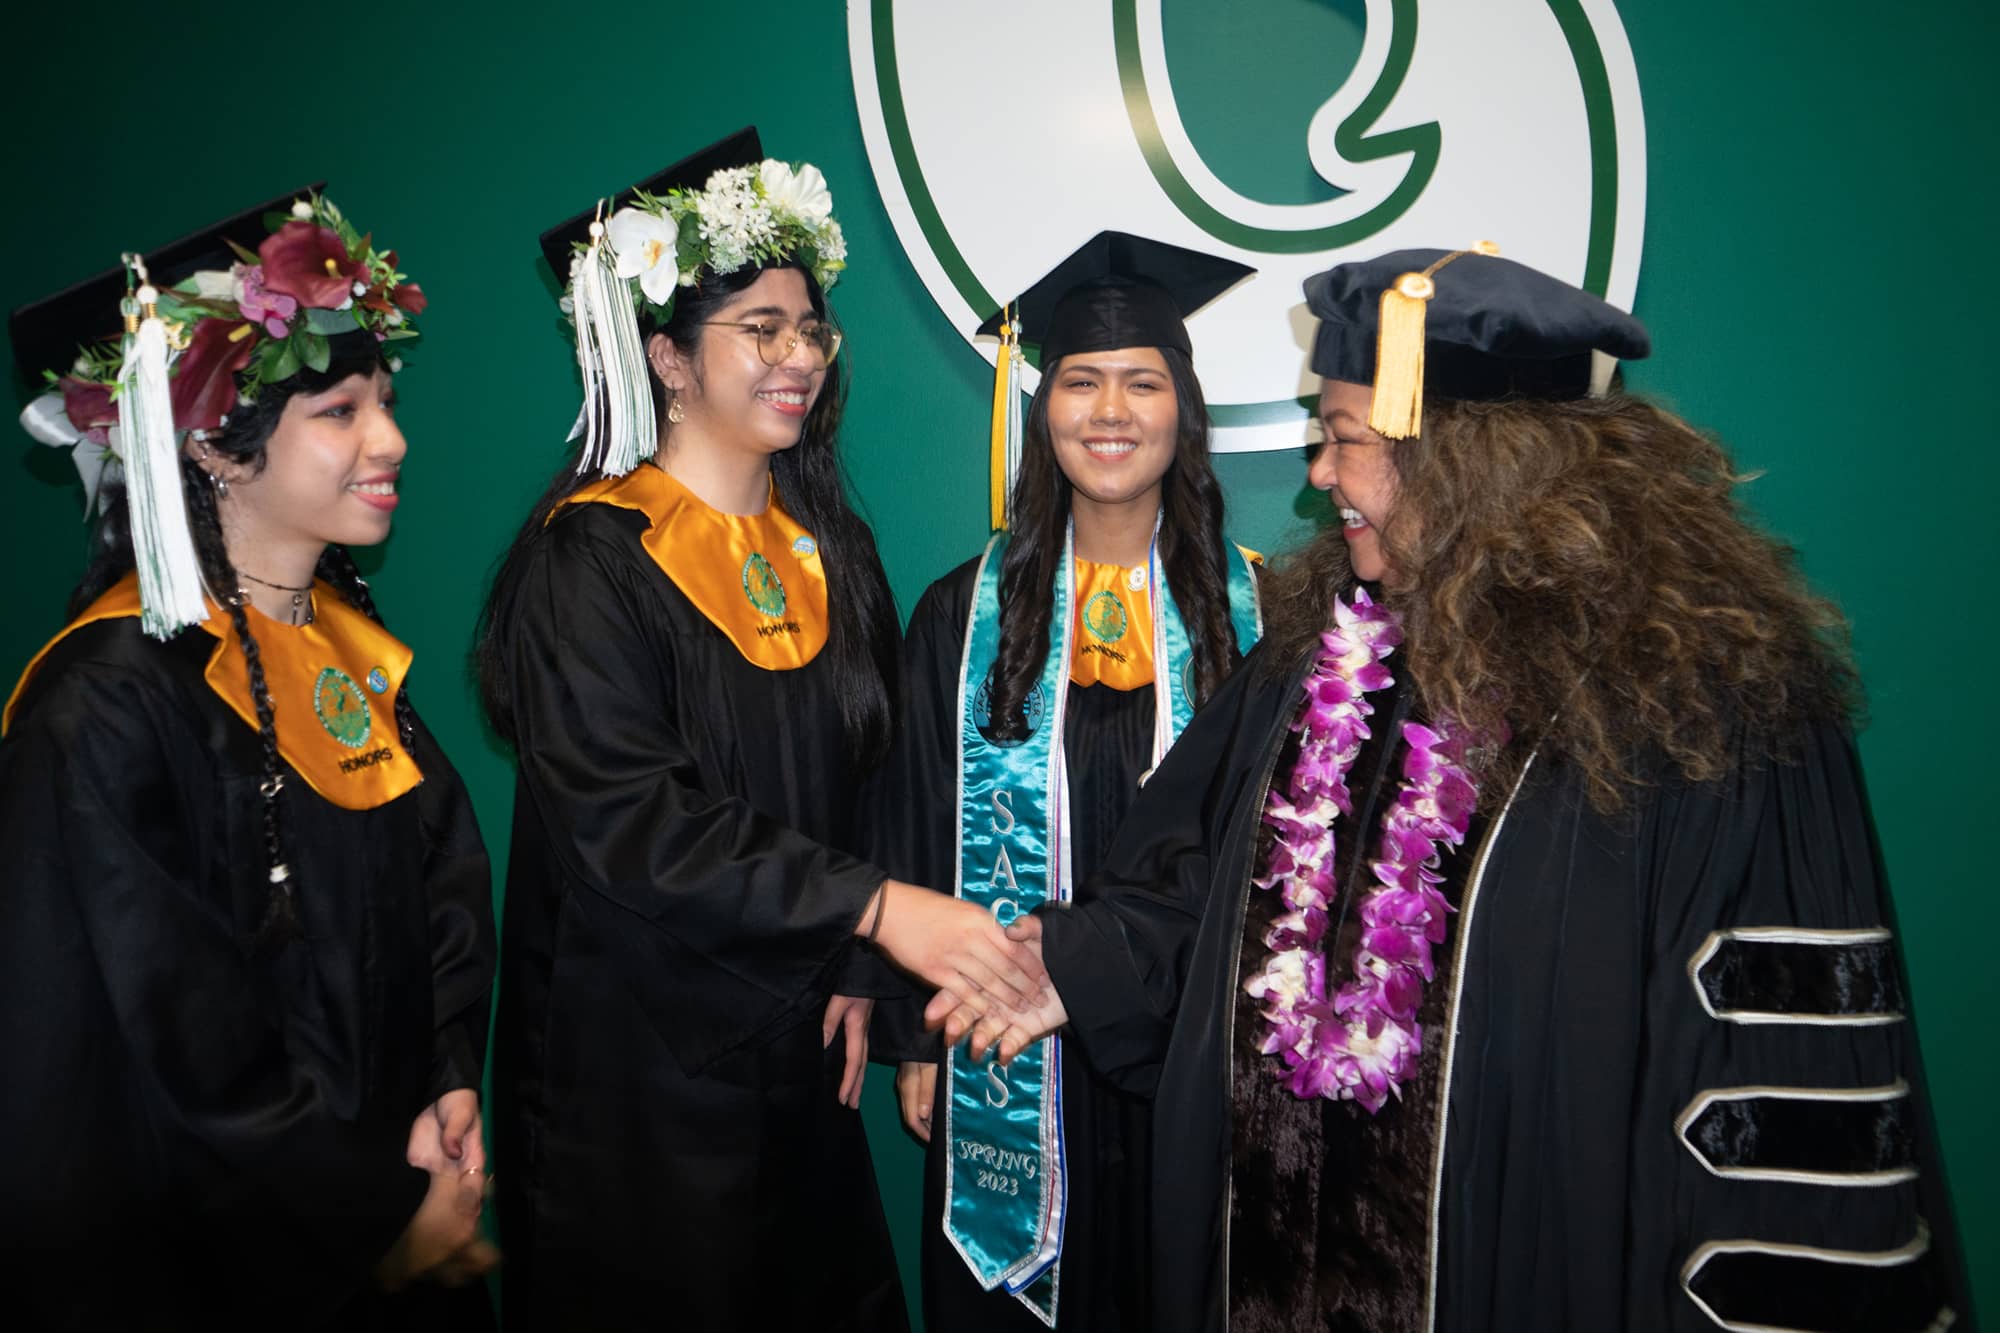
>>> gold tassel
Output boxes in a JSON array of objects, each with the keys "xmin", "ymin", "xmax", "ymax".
[
  {"xmin": 1366, "ymin": 240, "xmax": 1501, "ymax": 441},
  {"xmin": 989, "ymin": 304, "xmax": 1020, "ymax": 530}
]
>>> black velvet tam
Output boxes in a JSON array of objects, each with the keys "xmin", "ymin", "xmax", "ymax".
[
  {"xmin": 9, "ymin": 184, "xmax": 323, "ymax": 380},
  {"xmin": 977, "ymin": 230, "xmax": 1253, "ymax": 366},
  {"xmin": 536, "ymin": 125, "xmax": 762, "ymax": 275},
  {"xmin": 1304, "ymin": 248, "xmax": 1651, "ymax": 401}
]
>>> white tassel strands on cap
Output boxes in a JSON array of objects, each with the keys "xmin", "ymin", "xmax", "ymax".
[
  {"xmin": 568, "ymin": 215, "xmax": 656, "ymax": 477},
  {"xmin": 117, "ymin": 257, "xmax": 208, "ymax": 638}
]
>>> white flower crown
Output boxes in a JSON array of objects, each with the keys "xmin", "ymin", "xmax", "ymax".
[{"xmin": 569, "ymin": 160, "xmax": 846, "ymax": 316}]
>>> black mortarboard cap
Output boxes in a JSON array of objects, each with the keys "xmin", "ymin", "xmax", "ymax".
[
  {"xmin": 977, "ymin": 231, "xmax": 1253, "ymax": 366},
  {"xmin": 537, "ymin": 126, "xmax": 762, "ymax": 276},
  {"xmin": 1304, "ymin": 247, "xmax": 1650, "ymax": 407},
  {"xmin": 9, "ymin": 184, "xmax": 325, "ymax": 379}
]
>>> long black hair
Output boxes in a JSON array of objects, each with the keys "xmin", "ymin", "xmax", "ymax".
[
  {"xmin": 983, "ymin": 345, "xmax": 1242, "ymax": 742},
  {"xmin": 476, "ymin": 261, "xmax": 901, "ymax": 769},
  {"xmin": 70, "ymin": 331, "xmax": 407, "ymax": 944}
]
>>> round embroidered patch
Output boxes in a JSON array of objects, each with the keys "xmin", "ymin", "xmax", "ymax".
[
  {"xmin": 741, "ymin": 553, "xmax": 788, "ymax": 617},
  {"xmin": 365, "ymin": 666, "xmax": 390, "ymax": 694},
  {"xmin": 971, "ymin": 676, "xmax": 1048, "ymax": 744},
  {"xmin": 792, "ymin": 535, "xmax": 818, "ymax": 557},
  {"xmin": 313, "ymin": 667, "xmax": 373, "ymax": 749},
  {"xmin": 1084, "ymin": 589, "xmax": 1129, "ymax": 643}
]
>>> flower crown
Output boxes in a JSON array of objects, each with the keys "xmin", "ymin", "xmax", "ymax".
[
  {"xmin": 50, "ymin": 193, "xmax": 425, "ymax": 446},
  {"xmin": 571, "ymin": 160, "xmax": 846, "ymax": 318}
]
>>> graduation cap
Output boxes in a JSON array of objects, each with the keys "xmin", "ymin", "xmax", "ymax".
[
  {"xmin": 1304, "ymin": 243, "xmax": 1651, "ymax": 439},
  {"xmin": 976, "ymin": 230, "xmax": 1253, "ymax": 367},
  {"xmin": 9, "ymin": 184, "xmax": 324, "ymax": 381},
  {"xmin": 536, "ymin": 126, "xmax": 761, "ymax": 277},
  {"xmin": 978, "ymin": 231, "xmax": 1253, "ymax": 528}
]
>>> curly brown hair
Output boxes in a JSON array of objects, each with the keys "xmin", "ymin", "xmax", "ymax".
[{"xmin": 1260, "ymin": 392, "xmax": 1858, "ymax": 810}]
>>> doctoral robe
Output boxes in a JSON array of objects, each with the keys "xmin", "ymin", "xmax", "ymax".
[{"xmin": 1040, "ymin": 641, "xmax": 1970, "ymax": 1332}]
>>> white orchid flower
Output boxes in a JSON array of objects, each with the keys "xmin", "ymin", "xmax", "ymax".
[
  {"xmin": 190, "ymin": 269, "xmax": 240, "ymax": 302},
  {"xmin": 759, "ymin": 160, "xmax": 834, "ymax": 223},
  {"xmin": 605, "ymin": 207, "xmax": 681, "ymax": 305}
]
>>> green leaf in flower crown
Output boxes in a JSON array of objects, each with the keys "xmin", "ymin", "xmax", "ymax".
[
  {"xmin": 677, "ymin": 212, "xmax": 702, "ymax": 249},
  {"xmin": 262, "ymin": 211, "xmax": 292, "ymax": 235},
  {"xmin": 262, "ymin": 336, "xmax": 302, "ymax": 383},
  {"xmin": 296, "ymin": 330, "xmax": 331, "ymax": 374},
  {"xmin": 153, "ymin": 291, "xmax": 208, "ymax": 326},
  {"xmin": 304, "ymin": 307, "xmax": 360, "ymax": 335},
  {"xmin": 227, "ymin": 237, "xmax": 262, "ymax": 265},
  {"xmin": 382, "ymin": 327, "xmax": 420, "ymax": 341}
]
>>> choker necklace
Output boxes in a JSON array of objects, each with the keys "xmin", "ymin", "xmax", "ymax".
[{"xmin": 237, "ymin": 569, "xmax": 314, "ymax": 625}]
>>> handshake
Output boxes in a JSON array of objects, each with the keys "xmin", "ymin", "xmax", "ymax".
[{"xmin": 864, "ymin": 880, "xmax": 1071, "ymax": 1062}]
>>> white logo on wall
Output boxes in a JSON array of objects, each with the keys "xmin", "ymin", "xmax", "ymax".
[{"xmin": 848, "ymin": 0, "xmax": 1646, "ymax": 453}]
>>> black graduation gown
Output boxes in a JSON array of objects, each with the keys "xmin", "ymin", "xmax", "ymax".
[
  {"xmin": 0, "ymin": 615, "xmax": 496, "ymax": 1330},
  {"xmin": 1039, "ymin": 641, "xmax": 1972, "ymax": 1333},
  {"xmin": 871, "ymin": 557, "xmax": 1161, "ymax": 1332},
  {"xmin": 490, "ymin": 500, "xmax": 907, "ymax": 1330}
]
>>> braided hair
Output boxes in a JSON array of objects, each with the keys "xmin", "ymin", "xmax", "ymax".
[{"xmin": 69, "ymin": 331, "xmax": 395, "ymax": 945}]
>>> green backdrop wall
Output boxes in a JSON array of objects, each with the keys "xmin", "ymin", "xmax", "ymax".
[{"xmin": 3, "ymin": 1, "xmax": 1991, "ymax": 1322}]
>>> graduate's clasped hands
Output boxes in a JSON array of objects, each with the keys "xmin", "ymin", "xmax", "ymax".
[
  {"xmin": 866, "ymin": 879, "xmax": 1050, "ymax": 1025},
  {"xmin": 382, "ymin": 1089, "xmax": 499, "ymax": 1289},
  {"xmin": 858, "ymin": 879, "xmax": 1067, "ymax": 1059},
  {"xmin": 916, "ymin": 904, "xmax": 1072, "ymax": 1056}
]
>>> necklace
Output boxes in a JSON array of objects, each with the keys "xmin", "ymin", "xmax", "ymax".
[
  {"xmin": 1242, "ymin": 589, "xmax": 1482, "ymax": 1113},
  {"xmin": 237, "ymin": 569, "xmax": 314, "ymax": 625}
]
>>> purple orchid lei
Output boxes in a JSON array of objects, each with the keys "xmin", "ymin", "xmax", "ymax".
[{"xmin": 1242, "ymin": 588, "xmax": 1481, "ymax": 1113}]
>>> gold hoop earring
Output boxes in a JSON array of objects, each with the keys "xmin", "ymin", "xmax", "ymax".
[{"xmin": 667, "ymin": 395, "xmax": 686, "ymax": 426}]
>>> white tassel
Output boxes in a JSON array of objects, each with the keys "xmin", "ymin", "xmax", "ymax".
[
  {"xmin": 569, "ymin": 215, "xmax": 656, "ymax": 477},
  {"xmin": 117, "ymin": 259, "xmax": 207, "ymax": 638}
]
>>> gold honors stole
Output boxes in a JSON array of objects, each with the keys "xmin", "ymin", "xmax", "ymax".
[
  {"xmin": 1069, "ymin": 557, "xmax": 1156, "ymax": 691},
  {"xmin": 4, "ymin": 572, "xmax": 423, "ymax": 811},
  {"xmin": 556, "ymin": 465, "xmax": 829, "ymax": 670}
]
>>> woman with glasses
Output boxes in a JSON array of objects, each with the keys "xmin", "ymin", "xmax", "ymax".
[{"xmin": 477, "ymin": 132, "xmax": 1043, "ymax": 1330}]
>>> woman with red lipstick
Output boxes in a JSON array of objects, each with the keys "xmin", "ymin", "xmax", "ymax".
[
  {"xmin": 477, "ymin": 131, "xmax": 1042, "ymax": 1330},
  {"xmin": 0, "ymin": 194, "xmax": 497, "ymax": 1327},
  {"xmin": 942, "ymin": 246, "xmax": 1970, "ymax": 1332},
  {"xmin": 870, "ymin": 232, "xmax": 1263, "ymax": 1332}
]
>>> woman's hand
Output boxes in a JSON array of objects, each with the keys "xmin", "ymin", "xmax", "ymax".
[
  {"xmin": 406, "ymin": 1088, "xmax": 484, "ymax": 1177},
  {"xmin": 865, "ymin": 880, "xmax": 1050, "ymax": 1018},
  {"xmin": 925, "ymin": 914, "xmax": 1070, "ymax": 1062},
  {"xmin": 895, "ymin": 1060, "xmax": 937, "ymax": 1144},
  {"xmin": 822, "ymin": 994, "xmax": 874, "ymax": 1109},
  {"xmin": 375, "ymin": 1168, "xmax": 497, "ymax": 1291}
]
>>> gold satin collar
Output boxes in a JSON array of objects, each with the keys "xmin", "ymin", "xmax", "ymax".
[
  {"xmin": 5, "ymin": 572, "xmax": 423, "ymax": 811},
  {"xmin": 556, "ymin": 465, "xmax": 828, "ymax": 671},
  {"xmin": 1069, "ymin": 557, "xmax": 1155, "ymax": 692}
]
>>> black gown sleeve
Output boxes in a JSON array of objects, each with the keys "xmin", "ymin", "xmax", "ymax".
[
  {"xmin": 1641, "ymin": 719, "xmax": 1970, "ymax": 1331},
  {"xmin": 1039, "ymin": 649, "xmax": 1286, "ymax": 1097},
  {"xmin": 406, "ymin": 709, "xmax": 496, "ymax": 1101},
  {"xmin": 504, "ymin": 510, "xmax": 886, "ymax": 1071},
  {"xmin": 1438, "ymin": 717, "xmax": 1972, "ymax": 1332},
  {"xmin": 866, "ymin": 566, "xmax": 976, "ymax": 1063},
  {"xmin": 0, "ymin": 652, "xmax": 425, "ymax": 1294}
]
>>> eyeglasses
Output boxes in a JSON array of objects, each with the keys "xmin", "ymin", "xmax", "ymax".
[{"xmin": 703, "ymin": 318, "xmax": 843, "ymax": 368}]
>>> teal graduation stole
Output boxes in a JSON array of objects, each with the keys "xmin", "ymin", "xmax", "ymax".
[{"xmin": 947, "ymin": 519, "xmax": 1261, "ymax": 1326}]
